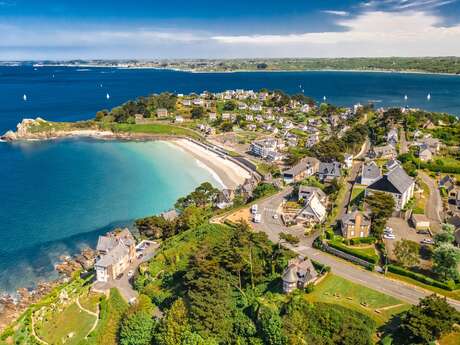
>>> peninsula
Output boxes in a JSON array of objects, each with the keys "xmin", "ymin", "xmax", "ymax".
[{"xmin": 2, "ymin": 88, "xmax": 460, "ymax": 345}]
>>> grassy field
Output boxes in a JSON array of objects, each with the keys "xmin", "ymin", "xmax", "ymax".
[
  {"xmin": 414, "ymin": 178, "xmax": 430, "ymax": 214},
  {"xmin": 350, "ymin": 184, "xmax": 365, "ymax": 208},
  {"xmin": 36, "ymin": 302, "xmax": 96, "ymax": 345},
  {"xmin": 109, "ymin": 123, "xmax": 203, "ymax": 139},
  {"xmin": 305, "ymin": 274, "xmax": 409, "ymax": 325},
  {"xmin": 79, "ymin": 292, "xmax": 101, "ymax": 314}
]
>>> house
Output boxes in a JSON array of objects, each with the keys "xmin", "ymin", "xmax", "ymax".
[
  {"xmin": 175, "ymin": 116, "xmax": 184, "ymax": 123},
  {"xmin": 366, "ymin": 166, "xmax": 415, "ymax": 210},
  {"xmin": 361, "ymin": 161, "xmax": 382, "ymax": 186},
  {"xmin": 344, "ymin": 154, "xmax": 353, "ymax": 169},
  {"xmin": 208, "ymin": 112, "xmax": 217, "ymax": 121},
  {"xmin": 216, "ymin": 189, "xmax": 235, "ymax": 209},
  {"xmin": 283, "ymin": 157, "xmax": 320, "ymax": 183},
  {"xmin": 250, "ymin": 138, "xmax": 280, "ymax": 159},
  {"xmin": 95, "ymin": 229, "xmax": 136, "ymax": 283},
  {"xmin": 156, "ymin": 108, "xmax": 168, "ymax": 118},
  {"xmin": 386, "ymin": 159, "xmax": 401, "ymax": 171},
  {"xmin": 340, "ymin": 211, "xmax": 371, "ymax": 239},
  {"xmin": 300, "ymin": 104, "xmax": 311, "ymax": 113},
  {"xmin": 417, "ymin": 137, "xmax": 441, "ymax": 153},
  {"xmin": 193, "ymin": 98, "xmax": 203, "ymax": 106},
  {"xmin": 238, "ymin": 102, "xmax": 248, "ymax": 110},
  {"xmin": 182, "ymin": 99, "xmax": 192, "ymax": 106},
  {"xmin": 386, "ymin": 128, "xmax": 399, "ymax": 146},
  {"xmin": 282, "ymin": 257, "xmax": 318, "ymax": 293},
  {"xmin": 255, "ymin": 115, "xmax": 264, "ymax": 123},
  {"xmin": 411, "ymin": 214, "xmax": 430, "ymax": 230},
  {"xmin": 371, "ymin": 145, "xmax": 397, "ymax": 159},
  {"xmin": 318, "ymin": 162, "xmax": 341, "ymax": 182},
  {"xmin": 245, "ymin": 114, "xmax": 254, "ymax": 121},
  {"xmin": 238, "ymin": 177, "xmax": 258, "ymax": 200},
  {"xmin": 305, "ymin": 133, "xmax": 320, "ymax": 148},
  {"xmin": 419, "ymin": 146, "xmax": 433, "ymax": 162},
  {"xmin": 298, "ymin": 186, "xmax": 326, "ymax": 203},
  {"xmin": 439, "ymin": 175, "xmax": 455, "ymax": 194},
  {"xmin": 456, "ymin": 190, "xmax": 460, "ymax": 208},
  {"xmin": 247, "ymin": 124, "xmax": 257, "ymax": 131},
  {"xmin": 249, "ymin": 104, "xmax": 263, "ymax": 112},
  {"xmin": 296, "ymin": 192, "xmax": 327, "ymax": 224}
]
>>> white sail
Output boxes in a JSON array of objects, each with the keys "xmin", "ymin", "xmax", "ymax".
[
  {"xmin": 106, "ymin": 93, "xmax": 110, "ymax": 100},
  {"xmin": 404, "ymin": 94, "xmax": 408, "ymax": 101},
  {"xmin": 23, "ymin": 94, "xmax": 27, "ymax": 101},
  {"xmin": 427, "ymin": 93, "xmax": 431, "ymax": 100},
  {"xmin": 323, "ymin": 96, "xmax": 327, "ymax": 102}
]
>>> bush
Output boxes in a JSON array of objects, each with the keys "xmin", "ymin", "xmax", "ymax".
[
  {"xmin": 345, "ymin": 236, "xmax": 376, "ymax": 245},
  {"xmin": 279, "ymin": 233, "xmax": 300, "ymax": 245},
  {"xmin": 328, "ymin": 241, "xmax": 379, "ymax": 264},
  {"xmin": 312, "ymin": 259, "xmax": 331, "ymax": 273},
  {"xmin": 325, "ymin": 229, "xmax": 335, "ymax": 240},
  {"xmin": 387, "ymin": 265, "xmax": 455, "ymax": 291},
  {"xmin": 305, "ymin": 283, "xmax": 315, "ymax": 293}
]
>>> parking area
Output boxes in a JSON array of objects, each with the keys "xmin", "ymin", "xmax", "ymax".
[{"xmin": 384, "ymin": 217, "xmax": 433, "ymax": 261}]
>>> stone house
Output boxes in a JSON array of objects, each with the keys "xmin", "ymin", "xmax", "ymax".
[
  {"xmin": 282, "ymin": 157, "xmax": 320, "ymax": 184},
  {"xmin": 340, "ymin": 211, "xmax": 371, "ymax": 239},
  {"xmin": 282, "ymin": 257, "xmax": 318, "ymax": 293}
]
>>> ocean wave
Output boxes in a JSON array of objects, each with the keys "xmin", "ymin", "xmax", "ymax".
[{"xmin": 195, "ymin": 159, "xmax": 226, "ymax": 189}]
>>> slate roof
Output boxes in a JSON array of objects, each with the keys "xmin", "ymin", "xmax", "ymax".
[
  {"xmin": 368, "ymin": 166, "xmax": 414, "ymax": 195},
  {"xmin": 341, "ymin": 211, "xmax": 371, "ymax": 226},
  {"xmin": 95, "ymin": 242, "xmax": 129, "ymax": 268},
  {"xmin": 283, "ymin": 157, "xmax": 319, "ymax": 177},
  {"xmin": 298, "ymin": 186, "xmax": 326, "ymax": 201},
  {"xmin": 318, "ymin": 162, "xmax": 341, "ymax": 178},
  {"xmin": 362, "ymin": 161, "xmax": 381, "ymax": 181},
  {"xmin": 96, "ymin": 236, "xmax": 117, "ymax": 253}
]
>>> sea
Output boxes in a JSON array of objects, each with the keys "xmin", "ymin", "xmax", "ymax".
[{"xmin": 1, "ymin": 66, "xmax": 460, "ymax": 292}]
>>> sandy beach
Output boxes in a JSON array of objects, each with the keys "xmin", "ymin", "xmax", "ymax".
[{"xmin": 171, "ymin": 139, "xmax": 251, "ymax": 189}]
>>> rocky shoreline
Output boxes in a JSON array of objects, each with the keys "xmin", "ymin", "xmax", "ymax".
[{"xmin": 0, "ymin": 247, "xmax": 97, "ymax": 332}]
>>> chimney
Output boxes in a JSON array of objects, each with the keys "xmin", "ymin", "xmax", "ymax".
[{"xmin": 355, "ymin": 212, "xmax": 362, "ymax": 232}]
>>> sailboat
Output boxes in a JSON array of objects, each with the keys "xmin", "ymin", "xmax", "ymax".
[
  {"xmin": 323, "ymin": 96, "xmax": 327, "ymax": 102},
  {"xmin": 106, "ymin": 93, "xmax": 110, "ymax": 100},
  {"xmin": 404, "ymin": 94, "xmax": 408, "ymax": 101},
  {"xmin": 427, "ymin": 93, "xmax": 431, "ymax": 101},
  {"xmin": 23, "ymin": 94, "xmax": 27, "ymax": 101}
]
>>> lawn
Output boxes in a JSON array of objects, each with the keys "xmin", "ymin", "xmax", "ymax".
[
  {"xmin": 35, "ymin": 302, "xmax": 97, "ymax": 345},
  {"xmin": 414, "ymin": 178, "xmax": 430, "ymax": 214},
  {"xmin": 350, "ymin": 184, "xmax": 365, "ymax": 208},
  {"xmin": 79, "ymin": 292, "xmax": 101, "ymax": 314},
  {"xmin": 305, "ymin": 274, "xmax": 410, "ymax": 325},
  {"xmin": 109, "ymin": 123, "xmax": 203, "ymax": 139}
]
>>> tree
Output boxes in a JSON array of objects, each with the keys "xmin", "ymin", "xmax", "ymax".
[
  {"xmin": 220, "ymin": 121, "xmax": 234, "ymax": 132},
  {"xmin": 119, "ymin": 311, "xmax": 154, "ymax": 345},
  {"xmin": 95, "ymin": 109, "xmax": 109, "ymax": 121},
  {"xmin": 191, "ymin": 106, "xmax": 205, "ymax": 119},
  {"xmin": 258, "ymin": 307, "xmax": 286, "ymax": 345},
  {"xmin": 432, "ymin": 244, "xmax": 460, "ymax": 281},
  {"xmin": 434, "ymin": 231, "xmax": 455, "ymax": 246},
  {"xmin": 366, "ymin": 192, "xmax": 395, "ymax": 238},
  {"xmin": 223, "ymin": 101, "xmax": 236, "ymax": 111},
  {"xmin": 156, "ymin": 298, "xmax": 190, "ymax": 345},
  {"xmin": 394, "ymin": 240, "xmax": 420, "ymax": 268},
  {"xmin": 398, "ymin": 294, "xmax": 459, "ymax": 344}
]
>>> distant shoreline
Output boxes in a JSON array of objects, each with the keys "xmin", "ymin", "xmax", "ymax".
[{"xmin": 21, "ymin": 64, "xmax": 460, "ymax": 77}]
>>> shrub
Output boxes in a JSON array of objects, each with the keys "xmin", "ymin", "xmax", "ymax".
[
  {"xmin": 305, "ymin": 283, "xmax": 315, "ymax": 293},
  {"xmin": 345, "ymin": 236, "xmax": 376, "ymax": 245},
  {"xmin": 328, "ymin": 241, "xmax": 379, "ymax": 264},
  {"xmin": 279, "ymin": 233, "xmax": 300, "ymax": 245},
  {"xmin": 311, "ymin": 259, "xmax": 331, "ymax": 273},
  {"xmin": 387, "ymin": 265, "xmax": 456, "ymax": 291}
]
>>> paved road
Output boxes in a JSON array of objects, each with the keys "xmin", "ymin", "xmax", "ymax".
[
  {"xmin": 252, "ymin": 190, "xmax": 460, "ymax": 311},
  {"xmin": 419, "ymin": 171, "xmax": 443, "ymax": 233}
]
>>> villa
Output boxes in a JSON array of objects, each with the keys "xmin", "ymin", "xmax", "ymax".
[
  {"xmin": 366, "ymin": 166, "xmax": 415, "ymax": 211},
  {"xmin": 95, "ymin": 229, "xmax": 136, "ymax": 283},
  {"xmin": 283, "ymin": 157, "xmax": 320, "ymax": 183},
  {"xmin": 282, "ymin": 257, "xmax": 318, "ymax": 293},
  {"xmin": 341, "ymin": 211, "xmax": 371, "ymax": 239},
  {"xmin": 156, "ymin": 108, "xmax": 168, "ymax": 118},
  {"xmin": 318, "ymin": 161, "xmax": 341, "ymax": 182},
  {"xmin": 370, "ymin": 144, "xmax": 397, "ymax": 159},
  {"xmin": 296, "ymin": 192, "xmax": 327, "ymax": 225},
  {"xmin": 250, "ymin": 138, "xmax": 280, "ymax": 159}
]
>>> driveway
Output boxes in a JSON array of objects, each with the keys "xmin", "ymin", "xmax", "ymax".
[
  {"xmin": 419, "ymin": 171, "xmax": 443, "ymax": 233},
  {"xmin": 249, "ymin": 190, "xmax": 460, "ymax": 311},
  {"xmin": 384, "ymin": 217, "xmax": 431, "ymax": 262}
]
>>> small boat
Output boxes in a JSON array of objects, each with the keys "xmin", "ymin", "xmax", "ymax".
[
  {"xmin": 100, "ymin": 84, "xmax": 103, "ymax": 88},
  {"xmin": 23, "ymin": 94, "xmax": 27, "ymax": 101},
  {"xmin": 106, "ymin": 93, "xmax": 110, "ymax": 100},
  {"xmin": 427, "ymin": 93, "xmax": 431, "ymax": 101},
  {"xmin": 323, "ymin": 96, "xmax": 327, "ymax": 102},
  {"xmin": 404, "ymin": 94, "xmax": 408, "ymax": 101}
]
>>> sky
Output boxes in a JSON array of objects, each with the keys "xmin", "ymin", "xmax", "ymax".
[{"xmin": 1, "ymin": 0, "xmax": 460, "ymax": 59}]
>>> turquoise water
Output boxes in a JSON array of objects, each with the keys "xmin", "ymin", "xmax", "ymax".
[
  {"xmin": 1, "ymin": 66, "xmax": 460, "ymax": 292},
  {"xmin": 0, "ymin": 139, "xmax": 220, "ymax": 292}
]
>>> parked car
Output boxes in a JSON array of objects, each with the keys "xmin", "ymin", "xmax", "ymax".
[
  {"xmin": 253, "ymin": 213, "xmax": 261, "ymax": 223},
  {"xmin": 251, "ymin": 204, "xmax": 258, "ymax": 214},
  {"xmin": 273, "ymin": 214, "xmax": 279, "ymax": 219},
  {"xmin": 127, "ymin": 270, "xmax": 134, "ymax": 278},
  {"xmin": 417, "ymin": 229, "xmax": 430, "ymax": 235},
  {"xmin": 383, "ymin": 234, "xmax": 396, "ymax": 240},
  {"xmin": 421, "ymin": 238, "xmax": 434, "ymax": 245}
]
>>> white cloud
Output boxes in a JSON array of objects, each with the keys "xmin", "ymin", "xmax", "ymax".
[
  {"xmin": 211, "ymin": 11, "xmax": 460, "ymax": 57},
  {"xmin": 322, "ymin": 10, "xmax": 349, "ymax": 16}
]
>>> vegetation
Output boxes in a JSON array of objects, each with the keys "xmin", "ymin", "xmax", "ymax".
[
  {"xmin": 279, "ymin": 232, "xmax": 300, "ymax": 245},
  {"xmin": 393, "ymin": 240, "xmax": 420, "ymax": 268},
  {"xmin": 365, "ymin": 192, "xmax": 395, "ymax": 238}
]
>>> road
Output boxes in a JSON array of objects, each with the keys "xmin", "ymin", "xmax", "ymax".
[
  {"xmin": 400, "ymin": 128, "xmax": 409, "ymax": 154},
  {"xmin": 252, "ymin": 190, "xmax": 460, "ymax": 311},
  {"xmin": 419, "ymin": 171, "xmax": 443, "ymax": 233}
]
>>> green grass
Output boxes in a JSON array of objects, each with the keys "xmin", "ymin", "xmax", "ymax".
[
  {"xmin": 35, "ymin": 302, "xmax": 97, "ymax": 345},
  {"xmin": 386, "ymin": 272, "xmax": 460, "ymax": 301},
  {"xmin": 108, "ymin": 123, "xmax": 203, "ymax": 139},
  {"xmin": 350, "ymin": 185, "xmax": 365, "ymax": 208},
  {"xmin": 305, "ymin": 274, "xmax": 409, "ymax": 325},
  {"xmin": 79, "ymin": 292, "xmax": 101, "ymax": 314}
]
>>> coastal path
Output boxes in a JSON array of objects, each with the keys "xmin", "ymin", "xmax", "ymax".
[
  {"xmin": 30, "ymin": 312, "xmax": 49, "ymax": 345},
  {"xmin": 76, "ymin": 296, "xmax": 99, "ymax": 337},
  {"xmin": 251, "ymin": 189, "xmax": 460, "ymax": 311}
]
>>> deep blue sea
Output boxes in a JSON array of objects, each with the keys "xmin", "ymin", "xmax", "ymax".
[{"xmin": 1, "ymin": 66, "xmax": 460, "ymax": 292}]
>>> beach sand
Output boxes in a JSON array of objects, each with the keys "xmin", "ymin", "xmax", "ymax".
[{"xmin": 171, "ymin": 139, "xmax": 250, "ymax": 189}]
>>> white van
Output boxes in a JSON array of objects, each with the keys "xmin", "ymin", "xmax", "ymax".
[
  {"xmin": 253, "ymin": 213, "xmax": 261, "ymax": 223},
  {"xmin": 251, "ymin": 204, "xmax": 258, "ymax": 214}
]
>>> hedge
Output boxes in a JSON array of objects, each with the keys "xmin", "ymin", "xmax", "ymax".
[
  {"xmin": 328, "ymin": 241, "xmax": 379, "ymax": 264},
  {"xmin": 344, "ymin": 236, "xmax": 376, "ymax": 245},
  {"xmin": 312, "ymin": 259, "xmax": 331, "ymax": 273},
  {"xmin": 387, "ymin": 265, "xmax": 456, "ymax": 291}
]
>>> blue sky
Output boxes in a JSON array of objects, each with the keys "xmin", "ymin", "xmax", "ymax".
[{"xmin": 1, "ymin": 0, "xmax": 460, "ymax": 59}]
